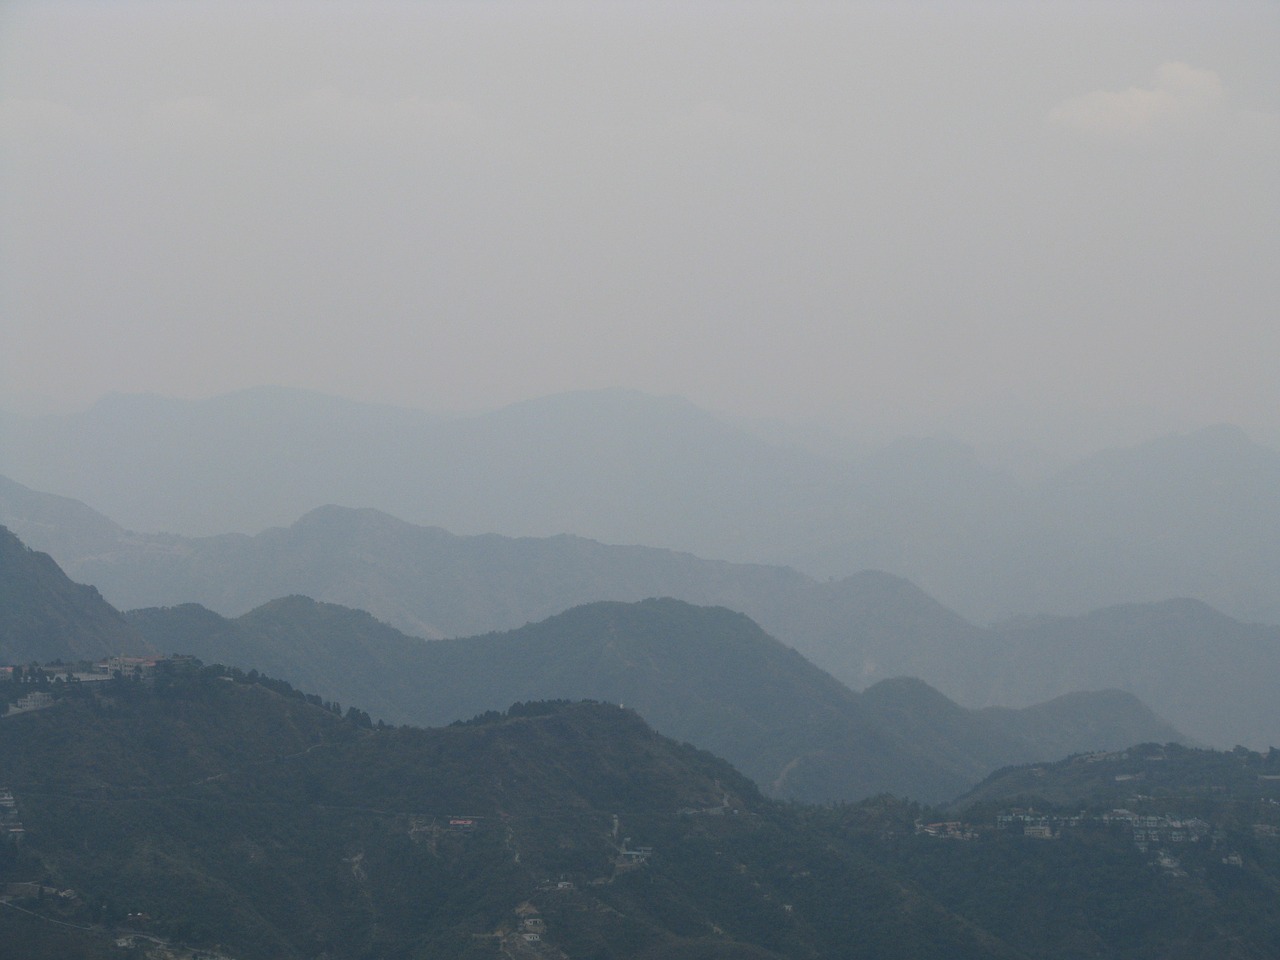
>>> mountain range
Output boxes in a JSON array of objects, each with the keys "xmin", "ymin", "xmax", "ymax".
[
  {"xmin": 4, "ymin": 386, "xmax": 1280, "ymax": 625},
  {"xmin": 130, "ymin": 594, "xmax": 1187, "ymax": 803},
  {"xmin": 3, "ymin": 476, "xmax": 1277, "ymax": 751},
  {"xmin": 2, "ymin": 526, "xmax": 1182, "ymax": 804},
  {"xmin": 5, "ymin": 521, "xmax": 1278, "ymax": 958}
]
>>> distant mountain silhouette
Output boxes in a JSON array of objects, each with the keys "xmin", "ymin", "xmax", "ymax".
[
  {"xmin": 5, "ymin": 388, "xmax": 1280, "ymax": 624},
  {"xmin": 0, "ymin": 386, "xmax": 815, "ymax": 565},
  {"xmin": 0, "ymin": 477, "xmax": 971, "ymax": 673}
]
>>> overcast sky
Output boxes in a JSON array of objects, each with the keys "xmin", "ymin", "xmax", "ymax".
[{"xmin": 2, "ymin": 1, "xmax": 1277, "ymax": 450}]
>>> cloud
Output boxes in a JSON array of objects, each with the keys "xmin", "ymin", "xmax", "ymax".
[{"xmin": 1046, "ymin": 62, "xmax": 1226, "ymax": 139}]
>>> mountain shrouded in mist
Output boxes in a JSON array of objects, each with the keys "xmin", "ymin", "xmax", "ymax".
[
  {"xmin": 4, "ymin": 472, "xmax": 1276, "ymax": 750},
  {"xmin": 0, "ymin": 524, "xmax": 1182, "ymax": 803},
  {"xmin": 5, "ymin": 388, "xmax": 1280, "ymax": 625},
  {"xmin": 127, "ymin": 593, "xmax": 1185, "ymax": 804}
]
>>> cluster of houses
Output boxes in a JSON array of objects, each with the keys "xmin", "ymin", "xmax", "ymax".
[
  {"xmin": 2, "ymin": 655, "xmax": 203, "ymax": 696},
  {"xmin": 914, "ymin": 808, "xmax": 1219, "ymax": 850},
  {"xmin": 915, "ymin": 820, "xmax": 978, "ymax": 840},
  {"xmin": 1107, "ymin": 810, "xmax": 1212, "ymax": 848},
  {"xmin": 991, "ymin": 808, "xmax": 1211, "ymax": 848},
  {"xmin": 2, "ymin": 656, "xmax": 209, "ymax": 721},
  {"xmin": 513, "ymin": 902, "xmax": 547, "ymax": 946},
  {"xmin": 916, "ymin": 806, "xmax": 1246, "ymax": 875},
  {"xmin": 614, "ymin": 841, "xmax": 655, "ymax": 874},
  {"xmin": 7, "ymin": 690, "xmax": 54, "ymax": 714},
  {"xmin": 1, "ymin": 655, "xmax": 199, "ymax": 683},
  {"xmin": 993, "ymin": 810, "xmax": 1086, "ymax": 840}
]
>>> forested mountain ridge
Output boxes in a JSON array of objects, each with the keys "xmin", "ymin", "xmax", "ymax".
[{"xmin": 1, "ymin": 674, "xmax": 1276, "ymax": 960}]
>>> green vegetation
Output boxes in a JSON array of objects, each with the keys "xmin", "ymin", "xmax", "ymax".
[{"xmin": 2, "ymin": 674, "xmax": 1280, "ymax": 959}]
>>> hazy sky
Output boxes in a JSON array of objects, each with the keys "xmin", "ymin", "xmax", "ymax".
[{"xmin": 3, "ymin": 1, "xmax": 1278, "ymax": 448}]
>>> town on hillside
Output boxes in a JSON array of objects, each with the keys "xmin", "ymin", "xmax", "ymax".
[{"xmin": 0, "ymin": 655, "xmax": 201, "ymax": 716}]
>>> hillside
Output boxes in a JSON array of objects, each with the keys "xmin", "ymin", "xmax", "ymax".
[
  {"xmin": 129, "ymin": 595, "xmax": 1185, "ymax": 804},
  {"xmin": 0, "ymin": 526, "xmax": 152, "ymax": 663},
  {"xmin": 955, "ymin": 740, "xmax": 1280, "ymax": 811},
  {"xmin": 914, "ymin": 741, "xmax": 1280, "ymax": 959},
  {"xmin": 0, "ymin": 676, "xmax": 995, "ymax": 960},
  {"xmin": 1, "ymin": 676, "xmax": 1277, "ymax": 960}
]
